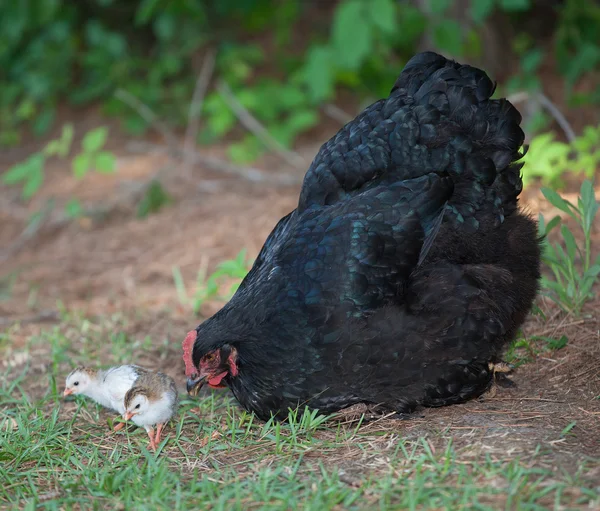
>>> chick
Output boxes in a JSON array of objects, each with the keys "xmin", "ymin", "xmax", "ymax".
[
  {"xmin": 64, "ymin": 365, "xmax": 149, "ymax": 431},
  {"xmin": 122, "ymin": 371, "xmax": 178, "ymax": 451}
]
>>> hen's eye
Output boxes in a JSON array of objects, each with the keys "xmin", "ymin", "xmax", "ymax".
[
  {"xmin": 135, "ymin": 404, "xmax": 141, "ymax": 409},
  {"xmin": 73, "ymin": 382, "xmax": 79, "ymax": 386},
  {"xmin": 205, "ymin": 353, "xmax": 214, "ymax": 362}
]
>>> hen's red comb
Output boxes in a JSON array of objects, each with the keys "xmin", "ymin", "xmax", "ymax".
[{"xmin": 182, "ymin": 330, "xmax": 197, "ymax": 376}]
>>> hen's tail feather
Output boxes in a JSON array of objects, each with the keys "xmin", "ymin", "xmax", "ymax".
[
  {"xmin": 299, "ymin": 52, "xmax": 526, "ymax": 226},
  {"xmin": 391, "ymin": 52, "xmax": 525, "ymax": 228}
]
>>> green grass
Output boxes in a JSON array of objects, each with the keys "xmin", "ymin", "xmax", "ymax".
[{"xmin": 1, "ymin": 317, "xmax": 599, "ymax": 510}]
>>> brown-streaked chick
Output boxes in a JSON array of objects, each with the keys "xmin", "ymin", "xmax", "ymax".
[
  {"xmin": 122, "ymin": 371, "xmax": 178, "ymax": 451},
  {"xmin": 64, "ymin": 365, "xmax": 150, "ymax": 432}
]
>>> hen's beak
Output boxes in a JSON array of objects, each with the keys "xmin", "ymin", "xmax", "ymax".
[
  {"xmin": 123, "ymin": 411, "xmax": 134, "ymax": 421},
  {"xmin": 63, "ymin": 388, "xmax": 74, "ymax": 397},
  {"xmin": 186, "ymin": 374, "xmax": 207, "ymax": 397}
]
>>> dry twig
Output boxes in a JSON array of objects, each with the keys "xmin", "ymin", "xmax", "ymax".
[
  {"xmin": 183, "ymin": 48, "xmax": 217, "ymax": 175},
  {"xmin": 115, "ymin": 89, "xmax": 180, "ymax": 152},
  {"xmin": 0, "ymin": 310, "xmax": 59, "ymax": 326},
  {"xmin": 125, "ymin": 141, "xmax": 303, "ymax": 187},
  {"xmin": 507, "ymin": 91, "xmax": 576, "ymax": 143},
  {"xmin": 322, "ymin": 104, "xmax": 353, "ymax": 124}
]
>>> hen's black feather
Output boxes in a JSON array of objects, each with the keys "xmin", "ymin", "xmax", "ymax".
[{"xmin": 190, "ymin": 52, "xmax": 541, "ymax": 420}]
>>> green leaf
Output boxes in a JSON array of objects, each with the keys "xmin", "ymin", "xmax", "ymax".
[
  {"xmin": 521, "ymin": 48, "xmax": 543, "ymax": 74},
  {"xmin": 369, "ymin": 0, "xmax": 397, "ymax": 34},
  {"xmin": 470, "ymin": 0, "xmax": 495, "ymax": 23},
  {"xmin": 44, "ymin": 124, "xmax": 74, "ymax": 158},
  {"xmin": 172, "ymin": 266, "xmax": 188, "ymax": 305},
  {"xmin": 22, "ymin": 167, "xmax": 44, "ymax": 200},
  {"xmin": 560, "ymin": 421, "xmax": 577, "ymax": 437},
  {"xmin": 137, "ymin": 180, "xmax": 171, "ymax": 218},
  {"xmin": 154, "ymin": 13, "xmax": 176, "ymax": 41},
  {"xmin": 579, "ymin": 179, "xmax": 599, "ymax": 234},
  {"xmin": 3, "ymin": 154, "xmax": 45, "ymax": 190},
  {"xmin": 65, "ymin": 199, "xmax": 83, "ymax": 219},
  {"xmin": 500, "ymin": 0, "xmax": 531, "ymax": 10},
  {"xmin": 432, "ymin": 20, "xmax": 463, "ymax": 56},
  {"xmin": 546, "ymin": 335, "xmax": 568, "ymax": 351},
  {"xmin": 3, "ymin": 162, "xmax": 32, "ymax": 185},
  {"xmin": 59, "ymin": 124, "xmax": 75, "ymax": 157},
  {"xmin": 541, "ymin": 188, "xmax": 577, "ymax": 219},
  {"xmin": 33, "ymin": 107, "xmax": 56, "ymax": 137},
  {"xmin": 72, "ymin": 153, "xmax": 91, "ymax": 178},
  {"xmin": 286, "ymin": 110, "xmax": 319, "ymax": 134},
  {"xmin": 136, "ymin": 0, "xmax": 162, "ymax": 24},
  {"xmin": 543, "ymin": 215, "xmax": 561, "ymax": 235},
  {"xmin": 332, "ymin": 0, "xmax": 372, "ymax": 70},
  {"xmin": 16, "ymin": 99, "xmax": 35, "ymax": 121},
  {"xmin": 394, "ymin": 5, "xmax": 427, "ymax": 48},
  {"xmin": 217, "ymin": 260, "xmax": 248, "ymax": 276},
  {"xmin": 95, "ymin": 151, "xmax": 116, "ymax": 173},
  {"xmin": 563, "ymin": 43, "xmax": 600, "ymax": 87},
  {"xmin": 429, "ymin": 0, "xmax": 452, "ymax": 14},
  {"xmin": 81, "ymin": 127, "xmax": 109, "ymax": 153},
  {"xmin": 583, "ymin": 264, "xmax": 600, "ymax": 280},
  {"xmin": 303, "ymin": 46, "xmax": 334, "ymax": 101},
  {"xmin": 560, "ymin": 224, "xmax": 577, "ymax": 262},
  {"xmin": 123, "ymin": 115, "xmax": 149, "ymax": 136}
]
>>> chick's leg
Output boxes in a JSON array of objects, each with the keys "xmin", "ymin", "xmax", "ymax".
[
  {"xmin": 145, "ymin": 426, "xmax": 156, "ymax": 451},
  {"xmin": 154, "ymin": 423, "xmax": 165, "ymax": 446}
]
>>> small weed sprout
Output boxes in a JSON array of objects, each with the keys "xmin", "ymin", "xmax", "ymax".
[{"xmin": 173, "ymin": 249, "xmax": 252, "ymax": 315}]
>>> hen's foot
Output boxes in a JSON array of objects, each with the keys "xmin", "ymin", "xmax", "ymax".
[
  {"xmin": 391, "ymin": 412, "xmax": 424, "ymax": 421},
  {"xmin": 486, "ymin": 362, "xmax": 516, "ymax": 398}
]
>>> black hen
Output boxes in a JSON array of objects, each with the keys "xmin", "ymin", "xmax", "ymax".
[{"xmin": 183, "ymin": 52, "xmax": 541, "ymax": 421}]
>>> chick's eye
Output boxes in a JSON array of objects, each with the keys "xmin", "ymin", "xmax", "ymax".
[
  {"xmin": 74, "ymin": 382, "xmax": 79, "ymax": 386},
  {"xmin": 135, "ymin": 404, "xmax": 140, "ymax": 409}
]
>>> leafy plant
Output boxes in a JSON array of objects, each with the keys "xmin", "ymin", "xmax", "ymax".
[
  {"xmin": 1, "ymin": 0, "xmax": 599, "ymax": 162},
  {"xmin": 505, "ymin": 333, "xmax": 568, "ymax": 366},
  {"xmin": 136, "ymin": 181, "xmax": 172, "ymax": 218},
  {"xmin": 2, "ymin": 125, "xmax": 116, "ymax": 207},
  {"xmin": 538, "ymin": 180, "xmax": 600, "ymax": 315},
  {"xmin": 555, "ymin": 1, "xmax": 600, "ymax": 106},
  {"xmin": 172, "ymin": 249, "xmax": 252, "ymax": 315},
  {"xmin": 72, "ymin": 127, "xmax": 116, "ymax": 178},
  {"xmin": 2, "ymin": 124, "xmax": 73, "ymax": 199},
  {"xmin": 521, "ymin": 125, "xmax": 600, "ymax": 188}
]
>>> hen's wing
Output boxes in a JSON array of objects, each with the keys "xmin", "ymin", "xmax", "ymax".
[{"xmin": 279, "ymin": 173, "xmax": 453, "ymax": 309}]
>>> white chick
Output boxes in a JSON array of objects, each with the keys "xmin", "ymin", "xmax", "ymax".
[
  {"xmin": 64, "ymin": 365, "xmax": 149, "ymax": 431},
  {"xmin": 122, "ymin": 371, "xmax": 178, "ymax": 451}
]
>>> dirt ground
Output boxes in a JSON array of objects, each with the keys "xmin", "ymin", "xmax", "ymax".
[{"xmin": 1, "ymin": 110, "xmax": 600, "ymax": 497}]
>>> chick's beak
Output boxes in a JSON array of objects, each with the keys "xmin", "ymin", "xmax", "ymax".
[
  {"xmin": 186, "ymin": 374, "xmax": 207, "ymax": 397},
  {"xmin": 123, "ymin": 411, "xmax": 134, "ymax": 421},
  {"xmin": 63, "ymin": 388, "xmax": 74, "ymax": 397}
]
